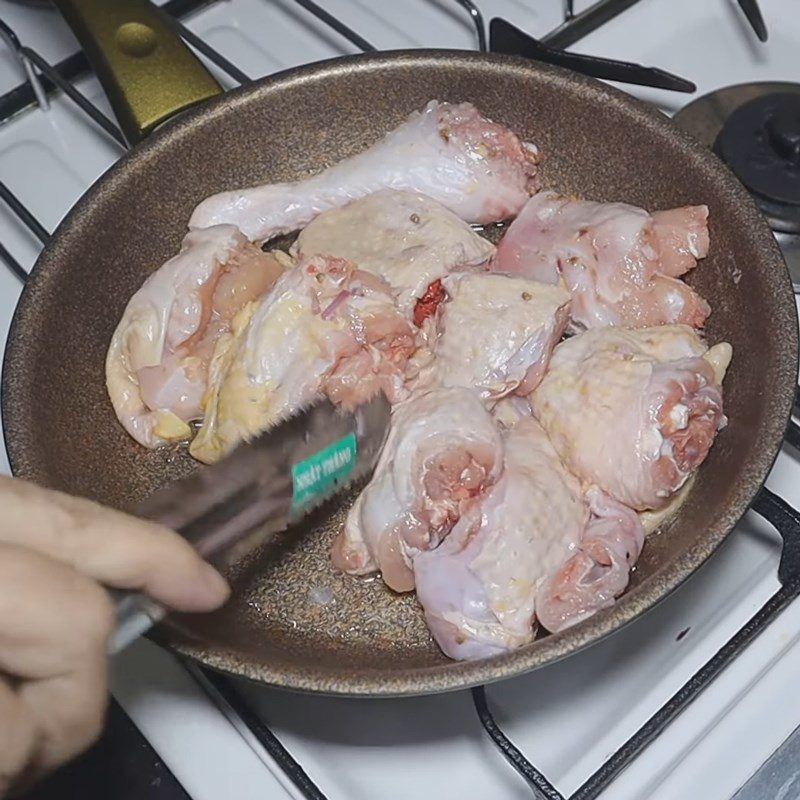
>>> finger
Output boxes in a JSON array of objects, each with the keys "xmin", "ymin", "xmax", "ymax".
[
  {"xmin": 17, "ymin": 661, "xmax": 108, "ymax": 781},
  {"xmin": 0, "ymin": 476, "xmax": 228, "ymax": 612},
  {"xmin": 0, "ymin": 679, "xmax": 37, "ymax": 796},
  {"xmin": 0, "ymin": 545, "xmax": 110, "ymax": 784},
  {"xmin": 0, "ymin": 544, "xmax": 113, "ymax": 678}
]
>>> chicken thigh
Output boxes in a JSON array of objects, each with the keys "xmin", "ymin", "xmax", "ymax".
[
  {"xmin": 331, "ymin": 387, "xmax": 503, "ymax": 592},
  {"xmin": 414, "ymin": 418, "xmax": 587, "ymax": 659},
  {"xmin": 422, "ymin": 272, "xmax": 570, "ymax": 399},
  {"xmin": 292, "ymin": 189, "xmax": 495, "ymax": 316},
  {"xmin": 189, "ymin": 255, "xmax": 415, "ymax": 464},
  {"xmin": 190, "ymin": 101, "xmax": 539, "ymax": 242},
  {"xmin": 106, "ymin": 225, "xmax": 285, "ymax": 448},
  {"xmin": 493, "ymin": 192, "xmax": 710, "ymax": 330},
  {"xmin": 531, "ymin": 325, "xmax": 731, "ymax": 510},
  {"xmin": 414, "ymin": 418, "xmax": 646, "ymax": 659}
]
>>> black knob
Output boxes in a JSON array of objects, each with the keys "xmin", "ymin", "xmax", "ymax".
[
  {"xmin": 714, "ymin": 92, "xmax": 800, "ymax": 230},
  {"xmin": 766, "ymin": 106, "xmax": 800, "ymax": 165}
]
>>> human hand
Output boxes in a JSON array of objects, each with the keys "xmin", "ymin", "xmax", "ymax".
[{"xmin": 0, "ymin": 475, "xmax": 229, "ymax": 795}]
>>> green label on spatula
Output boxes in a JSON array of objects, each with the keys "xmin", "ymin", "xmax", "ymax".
[{"xmin": 291, "ymin": 433, "xmax": 357, "ymax": 510}]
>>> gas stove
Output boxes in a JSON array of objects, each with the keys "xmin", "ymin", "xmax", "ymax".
[{"xmin": 2, "ymin": 2, "xmax": 800, "ymax": 800}]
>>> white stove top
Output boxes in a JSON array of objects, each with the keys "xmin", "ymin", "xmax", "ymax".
[{"xmin": 1, "ymin": 1, "xmax": 800, "ymax": 799}]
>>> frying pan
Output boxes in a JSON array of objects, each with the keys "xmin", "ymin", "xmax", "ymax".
[{"xmin": 2, "ymin": 0, "xmax": 797, "ymax": 696}]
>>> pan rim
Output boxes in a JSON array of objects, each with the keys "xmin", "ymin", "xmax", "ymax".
[{"xmin": 3, "ymin": 49, "xmax": 797, "ymax": 696}]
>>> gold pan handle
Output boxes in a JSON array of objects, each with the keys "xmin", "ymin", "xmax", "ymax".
[{"xmin": 53, "ymin": 0, "xmax": 223, "ymax": 144}]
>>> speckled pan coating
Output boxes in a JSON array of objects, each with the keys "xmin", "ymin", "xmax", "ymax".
[{"xmin": 2, "ymin": 51, "xmax": 797, "ymax": 696}]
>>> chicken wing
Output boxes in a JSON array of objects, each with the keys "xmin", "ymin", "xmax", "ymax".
[
  {"xmin": 106, "ymin": 225, "xmax": 285, "ymax": 448},
  {"xmin": 189, "ymin": 255, "xmax": 415, "ymax": 464},
  {"xmin": 493, "ymin": 192, "xmax": 710, "ymax": 330},
  {"xmin": 414, "ymin": 418, "xmax": 587, "ymax": 659},
  {"xmin": 531, "ymin": 325, "xmax": 731, "ymax": 510},
  {"xmin": 422, "ymin": 272, "xmax": 570, "ymax": 399},
  {"xmin": 190, "ymin": 101, "xmax": 539, "ymax": 242},
  {"xmin": 292, "ymin": 189, "xmax": 495, "ymax": 315},
  {"xmin": 331, "ymin": 387, "xmax": 503, "ymax": 592}
]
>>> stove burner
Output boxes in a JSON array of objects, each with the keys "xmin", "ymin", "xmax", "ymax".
[
  {"xmin": 714, "ymin": 93, "xmax": 800, "ymax": 231},
  {"xmin": 674, "ymin": 82, "xmax": 800, "ymax": 292}
]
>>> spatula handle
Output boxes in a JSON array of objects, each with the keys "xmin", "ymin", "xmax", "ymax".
[{"xmin": 108, "ymin": 592, "xmax": 166, "ymax": 654}]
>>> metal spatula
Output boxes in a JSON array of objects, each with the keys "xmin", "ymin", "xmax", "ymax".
[{"xmin": 109, "ymin": 394, "xmax": 391, "ymax": 654}]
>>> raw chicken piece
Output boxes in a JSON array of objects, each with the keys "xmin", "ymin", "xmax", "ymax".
[
  {"xmin": 492, "ymin": 192, "xmax": 710, "ymax": 330},
  {"xmin": 423, "ymin": 273, "xmax": 570, "ymax": 399},
  {"xmin": 331, "ymin": 387, "xmax": 503, "ymax": 592},
  {"xmin": 414, "ymin": 418, "xmax": 587, "ymax": 659},
  {"xmin": 189, "ymin": 256, "xmax": 415, "ymax": 464},
  {"xmin": 190, "ymin": 101, "xmax": 539, "ymax": 242},
  {"xmin": 531, "ymin": 325, "xmax": 732, "ymax": 510},
  {"xmin": 292, "ymin": 190, "xmax": 495, "ymax": 315},
  {"xmin": 535, "ymin": 487, "xmax": 645, "ymax": 633},
  {"xmin": 650, "ymin": 206, "xmax": 710, "ymax": 278},
  {"xmin": 106, "ymin": 225, "xmax": 285, "ymax": 448}
]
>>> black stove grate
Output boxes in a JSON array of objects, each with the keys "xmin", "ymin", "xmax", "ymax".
[
  {"xmin": 1, "ymin": 0, "xmax": 772, "ymax": 126},
  {"xmin": 0, "ymin": 2, "xmax": 785, "ymax": 799}
]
